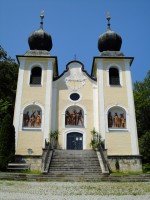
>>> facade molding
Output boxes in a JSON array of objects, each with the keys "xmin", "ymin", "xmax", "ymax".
[
  {"xmin": 125, "ymin": 60, "xmax": 139, "ymax": 155},
  {"xmin": 97, "ymin": 60, "xmax": 105, "ymax": 139},
  {"xmin": 68, "ymin": 90, "xmax": 82, "ymax": 103},
  {"xmin": 93, "ymin": 84, "xmax": 99, "ymax": 131},
  {"xmin": 105, "ymin": 104, "xmax": 128, "ymax": 114},
  {"xmin": 51, "ymin": 85, "xmax": 57, "ymax": 131},
  {"xmin": 62, "ymin": 103, "xmax": 87, "ymax": 115},
  {"xmin": 13, "ymin": 59, "xmax": 25, "ymax": 150},
  {"xmin": 44, "ymin": 61, "xmax": 53, "ymax": 145}
]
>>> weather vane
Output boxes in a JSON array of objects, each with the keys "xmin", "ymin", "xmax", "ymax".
[
  {"xmin": 40, "ymin": 10, "xmax": 44, "ymax": 29},
  {"xmin": 106, "ymin": 11, "xmax": 111, "ymax": 30}
]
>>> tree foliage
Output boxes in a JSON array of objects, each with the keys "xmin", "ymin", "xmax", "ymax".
[
  {"xmin": 134, "ymin": 70, "xmax": 150, "ymax": 138},
  {"xmin": 134, "ymin": 70, "xmax": 150, "ymax": 164},
  {"xmin": 0, "ymin": 114, "xmax": 15, "ymax": 171},
  {"xmin": 0, "ymin": 46, "xmax": 18, "ymax": 127},
  {"xmin": 139, "ymin": 131, "xmax": 150, "ymax": 163}
]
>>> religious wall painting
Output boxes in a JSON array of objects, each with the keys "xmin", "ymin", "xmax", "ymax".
[
  {"xmin": 65, "ymin": 106, "xmax": 84, "ymax": 127},
  {"xmin": 108, "ymin": 107, "xmax": 126, "ymax": 129},
  {"xmin": 23, "ymin": 105, "xmax": 42, "ymax": 128}
]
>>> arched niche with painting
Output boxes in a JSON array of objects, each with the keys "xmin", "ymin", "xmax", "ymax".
[
  {"xmin": 108, "ymin": 107, "xmax": 126, "ymax": 129},
  {"xmin": 65, "ymin": 106, "xmax": 84, "ymax": 127},
  {"xmin": 23, "ymin": 105, "xmax": 42, "ymax": 129}
]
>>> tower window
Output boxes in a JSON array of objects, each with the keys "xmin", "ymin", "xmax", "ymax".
[
  {"xmin": 30, "ymin": 67, "xmax": 42, "ymax": 85},
  {"xmin": 109, "ymin": 68, "xmax": 120, "ymax": 85}
]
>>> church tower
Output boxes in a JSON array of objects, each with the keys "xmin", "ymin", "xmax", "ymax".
[
  {"xmin": 91, "ymin": 15, "xmax": 141, "ymax": 171},
  {"xmin": 13, "ymin": 12, "xmax": 58, "ymax": 162}
]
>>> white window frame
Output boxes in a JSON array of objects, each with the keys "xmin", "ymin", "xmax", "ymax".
[
  {"xmin": 28, "ymin": 63, "xmax": 44, "ymax": 86},
  {"xmin": 106, "ymin": 64, "xmax": 123, "ymax": 87},
  {"xmin": 68, "ymin": 90, "xmax": 82, "ymax": 103}
]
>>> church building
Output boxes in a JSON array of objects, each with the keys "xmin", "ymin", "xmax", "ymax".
[{"xmin": 13, "ymin": 13, "xmax": 142, "ymax": 172}]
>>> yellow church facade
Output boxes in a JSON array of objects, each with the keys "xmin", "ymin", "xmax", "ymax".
[{"xmin": 13, "ymin": 14, "xmax": 142, "ymax": 172}]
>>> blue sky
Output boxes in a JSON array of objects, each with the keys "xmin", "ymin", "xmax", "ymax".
[{"xmin": 0, "ymin": 0, "xmax": 150, "ymax": 83}]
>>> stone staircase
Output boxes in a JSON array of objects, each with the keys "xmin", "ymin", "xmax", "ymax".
[{"xmin": 47, "ymin": 149, "xmax": 105, "ymax": 181}]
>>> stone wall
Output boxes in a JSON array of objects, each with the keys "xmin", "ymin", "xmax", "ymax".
[
  {"xmin": 15, "ymin": 155, "xmax": 42, "ymax": 171},
  {"xmin": 108, "ymin": 155, "xmax": 142, "ymax": 172}
]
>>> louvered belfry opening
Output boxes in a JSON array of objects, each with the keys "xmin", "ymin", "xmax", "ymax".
[
  {"xmin": 109, "ymin": 68, "xmax": 120, "ymax": 85},
  {"xmin": 30, "ymin": 67, "xmax": 42, "ymax": 85}
]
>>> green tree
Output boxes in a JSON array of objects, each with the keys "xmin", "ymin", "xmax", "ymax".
[
  {"xmin": 134, "ymin": 70, "xmax": 150, "ymax": 164},
  {"xmin": 0, "ymin": 46, "xmax": 18, "ymax": 127},
  {"xmin": 0, "ymin": 114, "xmax": 15, "ymax": 171},
  {"xmin": 139, "ymin": 131, "xmax": 150, "ymax": 163},
  {"xmin": 134, "ymin": 70, "xmax": 150, "ymax": 138}
]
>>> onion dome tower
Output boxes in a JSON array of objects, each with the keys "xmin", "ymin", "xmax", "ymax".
[
  {"xmin": 98, "ymin": 14, "xmax": 123, "ymax": 56},
  {"xmin": 28, "ymin": 11, "xmax": 52, "ymax": 52}
]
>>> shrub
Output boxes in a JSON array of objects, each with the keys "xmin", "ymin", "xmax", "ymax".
[
  {"xmin": 0, "ymin": 114, "xmax": 15, "ymax": 171},
  {"xmin": 139, "ymin": 131, "xmax": 150, "ymax": 163}
]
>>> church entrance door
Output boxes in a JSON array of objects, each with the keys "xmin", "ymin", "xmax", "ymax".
[{"xmin": 67, "ymin": 132, "xmax": 83, "ymax": 150}]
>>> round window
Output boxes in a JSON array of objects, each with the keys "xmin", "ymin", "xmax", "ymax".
[{"xmin": 70, "ymin": 93, "xmax": 80, "ymax": 101}]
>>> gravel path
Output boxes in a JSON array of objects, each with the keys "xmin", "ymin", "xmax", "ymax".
[{"xmin": 0, "ymin": 181, "xmax": 150, "ymax": 200}]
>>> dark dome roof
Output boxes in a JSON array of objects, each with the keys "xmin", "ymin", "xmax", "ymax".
[
  {"xmin": 28, "ymin": 28, "xmax": 52, "ymax": 51},
  {"xmin": 98, "ymin": 29, "xmax": 122, "ymax": 52}
]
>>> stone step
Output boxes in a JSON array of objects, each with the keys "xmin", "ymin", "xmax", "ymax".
[
  {"xmin": 0, "ymin": 173, "xmax": 150, "ymax": 182},
  {"xmin": 51, "ymin": 160, "xmax": 99, "ymax": 167},
  {"xmin": 53, "ymin": 154, "xmax": 98, "ymax": 157},
  {"xmin": 48, "ymin": 172, "xmax": 102, "ymax": 175},
  {"xmin": 47, "ymin": 149, "xmax": 102, "ymax": 181},
  {"xmin": 51, "ymin": 157, "xmax": 99, "ymax": 159},
  {"xmin": 50, "ymin": 165, "xmax": 100, "ymax": 168},
  {"xmin": 53, "ymin": 153, "xmax": 98, "ymax": 155},
  {"xmin": 48, "ymin": 173, "xmax": 103, "ymax": 176},
  {"xmin": 48, "ymin": 169, "xmax": 101, "ymax": 173},
  {"xmin": 49, "ymin": 167, "xmax": 101, "ymax": 170},
  {"xmin": 52, "ymin": 156, "xmax": 98, "ymax": 159},
  {"xmin": 49, "ymin": 168, "xmax": 101, "ymax": 171}
]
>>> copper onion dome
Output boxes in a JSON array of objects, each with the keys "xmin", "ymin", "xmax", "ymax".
[
  {"xmin": 28, "ymin": 11, "xmax": 52, "ymax": 51},
  {"xmin": 98, "ymin": 14, "xmax": 122, "ymax": 52}
]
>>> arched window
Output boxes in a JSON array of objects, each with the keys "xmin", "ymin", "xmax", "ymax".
[
  {"xmin": 65, "ymin": 106, "xmax": 84, "ymax": 127},
  {"xmin": 30, "ymin": 67, "xmax": 42, "ymax": 85},
  {"xmin": 109, "ymin": 68, "xmax": 120, "ymax": 85},
  {"xmin": 23, "ymin": 105, "xmax": 42, "ymax": 128},
  {"xmin": 108, "ymin": 107, "xmax": 126, "ymax": 129}
]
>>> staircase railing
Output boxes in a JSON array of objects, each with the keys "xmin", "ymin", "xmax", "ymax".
[
  {"xmin": 98, "ymin": 144, "xmax": 111, "ymax": 174},
  {"xmin": 42, "ymin": 140, "xmax": 53, "ymax": 174}
]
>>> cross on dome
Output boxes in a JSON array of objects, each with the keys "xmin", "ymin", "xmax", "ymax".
[{"xmin": 40, "ymin": 10, "xmax": 44, "ymax": 29}]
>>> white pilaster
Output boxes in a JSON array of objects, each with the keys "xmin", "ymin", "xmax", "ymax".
[
  {"xmin": 97, "ymin": 60, "xmax": 105, "ymax": 139},
  {"xmin": 51, "ymin": 83, "xmax": 57, "ymax": 131},
  {"xmin": 44, "ymin": 61, "xmax": 53, "ymax": 144},
  {"xmin": 93, "ymin": 84, "xmax": 99, "ymax": 131},
  {"xmin": 125, "ymin": 60, "xmax": 139, "ymax": 155},
  {"xmin": 13, "ymin": 59, "xmax": 25, "ymax": 150}
]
